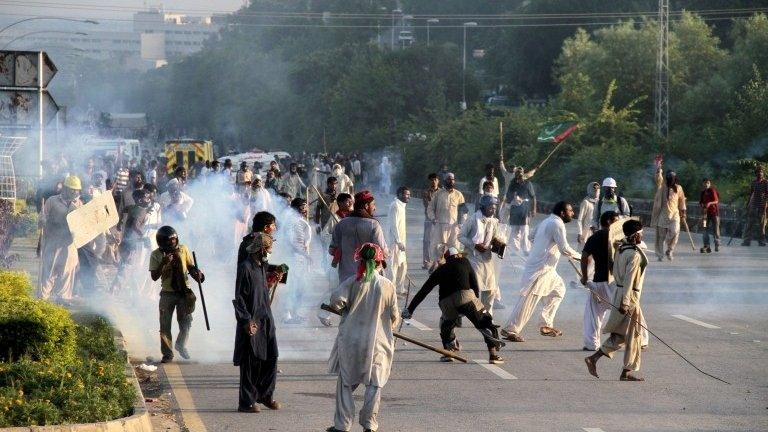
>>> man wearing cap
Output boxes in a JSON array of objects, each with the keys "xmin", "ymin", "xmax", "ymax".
[
  {"xmin": 330, "ymin": 190, "xmax": 388, "ymax": 283},
  {"xmin": 39, "ymin": 175, "xmax": 83, "ymax": 302},
  {"xmin": 592, "ymin": 177, "xmax": 631, "ymax": 230},
  {"xmin": 327, "ymin": 243, "xmax": 399, "ymax": 432},
  {"xmin": 158, "ymin": 178, "xmax": 194, "ymax": 224},
  {"xmin": 403, "ymin": 247, "xmax": 506, "ymax": 364},
  {"xmin": 501, "ymin": 201, "xmax": 581, "ymax": 342},
  {"xmin": 585, "ymin": 219, "xmax": 648, "ymax": 382},
  {"xmin": 251, "ymin": 174, "xmax": 272, "ymax": 213},
  {"xmin": 503, "ymin": 167, "xmax": 536, "ymax": 255},
  {"xmin": 386, "ymin": 187, "xmax": 410, "ymax": 296},
  {"xmin": 427, "ymin": 172, "xmax": 465, "ymax": 272},
  {"xmin": 234, "ymin": 231, "xmax": 285, "ymax": 412},
  {"xmin": 651, "ymin": 167, "xmax": 687, "ymax": 261},
  {"xmin": 421, "ymin": 173, "xmax": 440, "ymax": 269},
  {"xmin": 459, "ymin": 194, "xmax": 502, "ymax": 315}
]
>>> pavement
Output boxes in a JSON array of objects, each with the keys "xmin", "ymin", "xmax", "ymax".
[{"xmin": 12, "ymin": 200, "xmax": 768, "ymax": 431}]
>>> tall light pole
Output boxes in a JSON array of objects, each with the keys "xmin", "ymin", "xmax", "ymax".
[
  {"xmin": 427, "ymin": 18, "xmax": 439, "ymax": 46},
  {"xmin": 0, "ymin": 17, "xmax": 97, "ymax": 36},
  {"xmin": 462, "ymin": 22, "xmax": 478, "ymax": 110},
  {"xmin": 391, "ymin": 8, "xmax": 401, "ymax": 50},
  {"xmin": 1, "ymin": 31, "xmax": 89, "ymax": 50}
]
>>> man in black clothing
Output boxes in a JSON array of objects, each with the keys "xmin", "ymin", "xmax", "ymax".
[
  {"xmin": 402, "ymin": 248, "xmax": 505, "ymax": 364},
  {"xmin": 580, "ymin": 211, "xmax": 619, "ymax": 351},
  {"xmin": 233, "ymin": 231, "xmax": 285, "ymax": 413}
]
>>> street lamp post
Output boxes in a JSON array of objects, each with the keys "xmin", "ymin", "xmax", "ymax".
[
  {"xmin": 427, "ymin": 18, "xmax": 439, "ymax": 46},
  {"xmin": 462, "ymin": 22, "xmax": 478, "ymax": 110},
  {"xmin": 391, "ymin": 8, "xmax": 401, "ymax": 50},
  {"xmin": 0, "ymin": 17, "xmax": 97, "ymax": 36},
  {"xmin": 1, "ymin": 31, "xmax": 89, "ymax": 50}
]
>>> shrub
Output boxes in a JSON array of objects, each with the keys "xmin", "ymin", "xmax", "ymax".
[
  {"xmin": 0, "ymin": 357, "xmax": 135, "ymax": 427},
  {"xmin": 0, "ymin": 271, "xmax": 32, "ymax": 299},
  {"xmin": 12, "ymin": 211, "xmax": 38, "ymax": 239},
  {"xmin": 0, "ymin": 297, "xmax": 77, "ymax": 363},
  {"xmin": 74, "ymin": 315, "xmax": 125, "ymax": 363}
]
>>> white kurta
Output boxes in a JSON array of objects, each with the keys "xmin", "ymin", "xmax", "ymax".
[
  {"xmin": 329, "ymin": 273, "xmax": 399, "ymax": 387},
  {"xmin": 577, "ymin": 197, "xmax": 596, "ymax": 244},
  {"xmin": 386, "ymin": 199, "xmax": 407, "ymax": 293},
  {"xmin": 519, "ymin": 214, "xmax": 581, "ymax": 297},
  {"xmin": 459, "ymin": 211, "xmax": 498, "ymax": 294},
  {"xmin": 250, "ymin": 187, "xmax": 273, "ymax": 213}
]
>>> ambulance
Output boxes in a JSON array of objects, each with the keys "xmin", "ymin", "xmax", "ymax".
[{"xmin": 164, "ymin": 139, "xmax": 215, "ymax": 173}]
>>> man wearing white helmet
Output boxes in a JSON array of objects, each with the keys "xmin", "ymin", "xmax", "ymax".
[
  {"xmin": 39, "ymin": 175, "xmax": 83, "ymax": 302},
  {"xmin": 591, "ymin": 177, "xmax": 631, "ymax": 231}
]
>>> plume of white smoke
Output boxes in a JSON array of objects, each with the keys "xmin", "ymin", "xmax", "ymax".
[{"xmin": 103, "ymin": 174, "xmax": 339, "ymax": 363}]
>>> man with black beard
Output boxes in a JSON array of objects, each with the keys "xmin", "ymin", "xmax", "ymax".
[
  {"xmin": 501, "ymin": 201, "xmax": 581, "ymax": 342},
  {"xmin": 233, "ymin": 231, "xmax": 286, "ymax": 413}
]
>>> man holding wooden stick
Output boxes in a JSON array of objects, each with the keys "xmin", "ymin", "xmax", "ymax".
[{"xmin": 326, "ymin": 243, "xmax": 398, "ymax": 432}]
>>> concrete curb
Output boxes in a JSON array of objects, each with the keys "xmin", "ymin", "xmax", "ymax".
[{"xmin": 0, "ymin": 330, "xmax": 152, "ymax": 432}]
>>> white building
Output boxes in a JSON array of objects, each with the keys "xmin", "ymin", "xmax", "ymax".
[{"xmin": 0, "ymin": 8, "xmax": 222, "ymax": 70}]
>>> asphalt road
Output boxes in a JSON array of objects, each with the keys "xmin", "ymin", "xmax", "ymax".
[{"xmin": 147, "ymin": 201, "xmax": 767, "ymax": 432}]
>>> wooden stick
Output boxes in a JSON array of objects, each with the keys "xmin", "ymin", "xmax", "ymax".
[
  {"xmin": 682, "ymin": 217, "xmax": 696, "ymax": 251},
  {"xmin": 532, "ymin": 139, "xmax": 566, "ymax": 172},
  {"xmin": 320, "ymin": 304, "xmax": 468, "ymax": 363},
  {"xmin": 311, "ymin": 185, "xmax": 340, "ymax": 224}
]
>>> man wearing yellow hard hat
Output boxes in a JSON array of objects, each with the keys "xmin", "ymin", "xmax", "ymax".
[{"xmin": 39, "ymin": 175, "xmax": 82, "ymax": 303}]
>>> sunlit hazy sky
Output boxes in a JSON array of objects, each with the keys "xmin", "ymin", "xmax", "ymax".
[{"xmin": 0, "ymin": 0, "xmax": 245, "ymax": 21}]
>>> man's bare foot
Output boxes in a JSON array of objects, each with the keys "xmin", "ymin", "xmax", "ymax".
[{"xmin": 585, "ymin": 356, "xmax": 599, "ymax": 378}]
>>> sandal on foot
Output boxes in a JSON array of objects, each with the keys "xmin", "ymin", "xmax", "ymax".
[{"xmin": 539, "ymin": 326, "xmax": 563, "ymax": 337}]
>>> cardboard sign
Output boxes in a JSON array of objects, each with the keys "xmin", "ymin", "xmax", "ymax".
[{"xmin": 66, "ymin": 191, "xmax": 119, "ymax": 248}]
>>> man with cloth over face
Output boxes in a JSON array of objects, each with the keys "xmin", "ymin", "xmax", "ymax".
[
  {"xmin": 585, "ymin": 219, "xmax": 648, "ymax": 382},
  {"xmin": 330, "ymin": 190, "xmax": 388, "ymax": 283},
  {"xmin": 233, "ymin": 231, "xmax": 286, "ymax": 413}
]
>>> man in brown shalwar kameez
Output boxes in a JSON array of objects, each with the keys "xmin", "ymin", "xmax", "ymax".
[{"xmin": 585, "ymin": 219, "xmax": 648, "ymax": 382}]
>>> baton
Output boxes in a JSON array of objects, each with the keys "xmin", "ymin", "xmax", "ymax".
[
  {"xmin": 567, "ymin": 258, "xmax": 729, "ymax": 384},
  {"xmin": 192, "ymin": 251, "xmax": 211, "ymax": 331},
  {"xmin": 321, "ymin": 304, "xmax": 468, "ymax": 363},
  {"xmin": 682, "ymin": 217, "xmax": 696, "ymax": 251}
]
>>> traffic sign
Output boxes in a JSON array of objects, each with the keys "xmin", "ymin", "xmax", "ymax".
[
  {"xmin": 0, "ymin": 51, "xmax": 57, "ymax": 88},
  {"xmin": 0, "ymin": 89, "xmax": 58, "ymax": 127}
]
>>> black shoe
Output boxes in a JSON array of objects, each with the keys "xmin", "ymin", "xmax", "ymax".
[
  {"xmin": 759, "ymin": 242, "xmax": 767, "ymax": 247},
  {"xmin": 705, "ymin": 247, "xmax": 712, "ymax": 253},
  {"xmin": 715, "ymin": 244, "xmax": 719, "ymax": 252},
  {"xmin": 160, "ymin": 356, "xmax": 173, "ymax": 363},
  {"xmin": 700, "ymin": 247, "xmax": 706, "ymax": 253},
  {"xmin": 741, "ymin": 241, "xmax": 751, "ymax": 246}
]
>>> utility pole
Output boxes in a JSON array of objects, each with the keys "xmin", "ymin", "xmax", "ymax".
[{"xmin": 654, "ymin": 0, "xmax": 669, "ymax": 138}]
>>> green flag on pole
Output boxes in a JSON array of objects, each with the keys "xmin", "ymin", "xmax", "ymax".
[{"xmin": 537, "ymin": 121, "xmax": 578, "ymax": 143}]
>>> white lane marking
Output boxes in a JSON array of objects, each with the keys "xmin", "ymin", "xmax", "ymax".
[
  {"xmin": 583, "ymin": 429, "xmax": 606, "ymax": 432},
  {"xmin": 164, "ymin": 363, "xmax": 209, "ymax": 432},
  {"xmin": 753, "ymin": 340, "xmax": 761, "ymax": 343},
  {"xmin": 404, "ymin": 319, "xmax": 432, "ymax": 331},
  {"xmin": 473, "ymin": 359, "xmax": 517, "ymax": 380},
  {"xmin": 730, "ymin": 332, "xmax": 740, "ymax": 335},
  {"xmin": 671, "ymin": 314, "xmax": 721, "ymax": 329}
]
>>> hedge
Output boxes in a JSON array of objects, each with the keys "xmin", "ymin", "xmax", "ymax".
[
  {"xmin": 0, "ymin": 297, "xmax": 77, "ymax": 363},
  {"xmin": 0, "ymin": 271, "xmax": 33, "ymax": 299}
]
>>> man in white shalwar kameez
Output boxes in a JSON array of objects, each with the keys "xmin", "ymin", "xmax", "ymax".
[
  {"xmin": 577, "ymin": 182, "xmax": 600, "ymax": 246},
  {"xmin": 284, "ymin": 198, "xmax": 312, "ymax": 324},
  {"xmin": 459, "ymin": 195, "xmax": 500, "ymax": 315},
  {"xmin": 327, "ymin": 243, "xmax": 399, "ymax": 432},
  {"xmin": 501, "ymin": 201, "xmax": 581, "ymax": 342},
  {"xmin": 378, "ymin": 156, "xmax": 392, "ymax": 196},
  {"xmin": 386, "ymin": 187, "xmax": 410, "ymax": 295},
  {"xmin": 39, "ymin": 175, "xmax": 82, "ymax": 302},
  {"xmin": 250, "ymin": 175, "xmax": 273, "ymax": 213}
]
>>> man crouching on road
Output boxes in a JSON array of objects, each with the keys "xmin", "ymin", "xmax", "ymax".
[
  {"xmin": 327, "ymin": 243, "xmax": 399, "ymax": 432},
  {"xmin": 585, "ymin": 219, "xmax": 648, "ymax": 382}
]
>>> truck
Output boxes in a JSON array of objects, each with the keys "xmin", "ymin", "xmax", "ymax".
[
  {"xmin": 164, "ymin": 139, "xmax": 215, "ymax": 174},
  {"xmin": 81, "ymin": 138, "xmax": 142, "ymax": 164}
]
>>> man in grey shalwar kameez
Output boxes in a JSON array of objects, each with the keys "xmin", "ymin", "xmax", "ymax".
[
  {"xmin": 330, "ymin": 190, "xmax": 388, "ymax": 282},
  {"xmin": 327, "ymin": 243, "xmax": 399, "ymax": 432}
]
